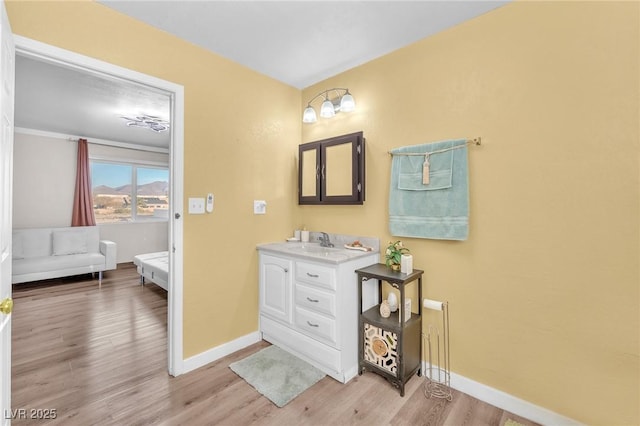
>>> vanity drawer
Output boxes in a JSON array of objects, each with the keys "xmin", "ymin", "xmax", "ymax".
[
  {"xmin": 295, "ymin": 307, "xmax": 337, "ymax": 346},
  {"xmin": 295, "ymin": 261, "xmax": 336, "ymax": 290},
  {"xmin": 295, "ymin": 284, "xmax": 336, "ymax": 318}
]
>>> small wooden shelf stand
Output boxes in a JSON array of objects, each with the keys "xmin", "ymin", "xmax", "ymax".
[{"xmin": 356, "ymin": 263, "xmax": 423, "ymax": 396}]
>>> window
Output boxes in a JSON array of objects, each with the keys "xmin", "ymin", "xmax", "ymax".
[
  {"xmin": 136, "ymin": 167, "xmax": 170, "ymax": 219},
  {"xmin": 91, "ymin": 161, "xmax": 169, "ymax": 223}
]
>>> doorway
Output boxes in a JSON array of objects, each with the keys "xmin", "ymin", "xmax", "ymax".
[{"xmin": 13, "ymin": 35, "xmax": 185, "ymax": 376}]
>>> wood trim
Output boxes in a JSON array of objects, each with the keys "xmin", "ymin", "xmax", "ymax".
[
  {"xmin": 14, "ymin": 127, "xmax": 170, "ymax": 154},
  {"xmin": 182, "ymin": 331, "xmax": 261, "ymax": 374},
  {"xmin": 422, "ymin": 361, "xmax": 583, "ymax": 426}
]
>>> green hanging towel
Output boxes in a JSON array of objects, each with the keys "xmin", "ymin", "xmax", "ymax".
[{"xmin": 389, "ymin": 139, "xmax": 469, "ymax": 240}]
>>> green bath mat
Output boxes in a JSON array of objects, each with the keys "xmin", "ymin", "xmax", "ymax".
[{"xmin": 229, "ymin": 345, "xmax": 326, "ymax": 407}]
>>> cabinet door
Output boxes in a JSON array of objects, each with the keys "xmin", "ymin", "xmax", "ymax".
[
  {"xmin": 321, "ymin": 133, "xmax": 364, "ymax": 204},
  {"xmin": 259, "ymin": 254, "xmax": 292, "ymax": 324},
  {"xmin": 298, "ymin": 142, "xmax": 321, "ymax": 204}
]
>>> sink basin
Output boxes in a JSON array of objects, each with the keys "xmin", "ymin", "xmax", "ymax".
[
  {"xmin": 285, "ymin": 243, "xmax": 349, "ymax": 259},
  {"xmin": 297, "ymin": 245, "xmax": 340, "ymax": 254}
]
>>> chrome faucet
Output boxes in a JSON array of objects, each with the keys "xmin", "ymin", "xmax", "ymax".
[{"xmin": 318, "ymin": 232, "xmax": 334, "ymax": 247}]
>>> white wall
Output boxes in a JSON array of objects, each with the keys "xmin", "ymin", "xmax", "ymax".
[
  {"xmin": 13, "ymin": 132, "xmax": 75, "ymax": 227},
  {"xmin": 13, "ymin": 131, "xmax": 169, "ymax": 262},
  {"xmin": 99, "ymin": 221, "xmax": 167, "ymax": 263}
]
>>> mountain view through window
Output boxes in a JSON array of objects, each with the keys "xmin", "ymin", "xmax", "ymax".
[{"xmin": 91, "ymin": 162, "xmax": 169, "ymax": 223}]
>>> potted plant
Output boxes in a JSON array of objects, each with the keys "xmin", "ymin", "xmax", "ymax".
[{"xmin": 385, "ymin": 240, "xmax": 409, "ymax": 272}]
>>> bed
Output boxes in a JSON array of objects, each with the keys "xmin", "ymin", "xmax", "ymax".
[{"xmin": 133, "ymin": 251, "xmax": 168, "ymax": 291}]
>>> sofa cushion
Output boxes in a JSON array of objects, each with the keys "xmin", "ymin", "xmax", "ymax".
[
  {"xmin": 12, "ymin": 253, "xmax": 106, "ymax": 276},
  {"xmin": 53, "ymin": 229, "xmax": 88, "ymax": 256},
  {"xmin": 144, "ymin": 256, "xmax": 168, "ymax": 283},
  {"xmin": 133, "ymin": 251, "xmax": 168, "ymax": 267},
  {"xmin": 19, "ymin": 229, "xmax": 53, "ymax": 258}
]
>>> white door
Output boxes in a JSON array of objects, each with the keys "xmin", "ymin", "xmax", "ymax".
[{"xmin": 0, "ymin": 2, "xmax": 14, "ymax": 424}]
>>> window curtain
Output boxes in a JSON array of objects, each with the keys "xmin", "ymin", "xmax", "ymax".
[{"xmin": 71, "ymin": 138, "xmax": 96, "ymax": 226}]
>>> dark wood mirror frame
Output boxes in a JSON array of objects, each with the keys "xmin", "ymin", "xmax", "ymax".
[{"xmin": 298, "ymin": 131, "xmax": 365, "ymax": 205}]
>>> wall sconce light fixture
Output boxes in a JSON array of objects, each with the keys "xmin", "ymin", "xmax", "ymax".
[{"xmin": 302, "ymin": 88, "xmax": 355, "ymax": 123}]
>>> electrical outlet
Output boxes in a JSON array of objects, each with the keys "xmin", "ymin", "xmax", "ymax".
[{"xmin": 254, "ymin": 200, "xmax": 266, "ymax": 214}]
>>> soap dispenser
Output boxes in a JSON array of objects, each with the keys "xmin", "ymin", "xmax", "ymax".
[{"xmin": 301, "ymin": 226, "xmax": 310, "ymax": 243}]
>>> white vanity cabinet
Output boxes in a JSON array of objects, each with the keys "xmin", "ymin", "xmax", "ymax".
[{"xmin": 258, "ymin": 247, "xmax": 378, "ymax": 383}]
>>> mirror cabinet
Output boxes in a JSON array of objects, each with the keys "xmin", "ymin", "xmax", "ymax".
[{"xmin": 298, "ymin": 131, "xmax": 365, "ymax": 205}]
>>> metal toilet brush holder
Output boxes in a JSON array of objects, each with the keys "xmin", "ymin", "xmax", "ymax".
[{"xmin": 422, "ymin": 299, "xmax": 452, "ymax": 401}]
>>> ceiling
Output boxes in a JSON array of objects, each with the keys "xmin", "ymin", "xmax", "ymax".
[
  {"xmin": 15, "ymin": 55, "xmax": 172, "ymax": 150},
  {"xmin": 98, "ymin": 1, "xmax": 509, "ymax": 90},
  {"xmin": 15, "ymin": 1, "xmax": 509, "ymax": 150}
]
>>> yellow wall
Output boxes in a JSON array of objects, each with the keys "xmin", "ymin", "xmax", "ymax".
[
  {"xmin": 5, "ymin": 1, "xmax": 301, "ymax": 355},
  {"xmin": 5, "ymin": 1, "xmax": 639, "ymax": 424},
  {"xmin": 300, "ymin": 1, "xmax": 639, "ymax": 425}
]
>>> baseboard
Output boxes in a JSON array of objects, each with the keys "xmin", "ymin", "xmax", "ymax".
[
  {"xmin": 182, "ymin": 331, "xmax": 261, "ymax": 374},
  {"xmin": 184, "ymin": 335, "xmax": 581, "ymax": 425},
  {"xmin": 422, "ymin": 362, "xmax": 583, "ymax": 426}
]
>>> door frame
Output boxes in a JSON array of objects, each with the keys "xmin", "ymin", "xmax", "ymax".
[{"xmin": 14, "ymin": 35, "xmax": 185, "ymax": 376}]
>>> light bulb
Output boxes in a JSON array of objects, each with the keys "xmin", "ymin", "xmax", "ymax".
[
  {"xmin": 320, "ymin": 98, "xmax": 335, "ymax": 118},
  {"xmin": 302, "ymin": 105, "xmax": 317, "ymax": 123},
  {"xmin": 340, "ymin": 91, "xmax": 355, "ymax": 112}
]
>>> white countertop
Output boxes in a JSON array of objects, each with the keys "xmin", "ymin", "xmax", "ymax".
[{"xmin": 257, "ymin": 240, "xmax": 379, "ymax": 264}]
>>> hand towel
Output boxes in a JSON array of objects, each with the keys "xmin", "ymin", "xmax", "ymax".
[{"xmin": 389, "ymin": 139, "xmax": 469, "ymax": 240}]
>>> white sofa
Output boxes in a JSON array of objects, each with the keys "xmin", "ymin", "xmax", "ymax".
[
  {"xmin": 12, "ymin": 226, "xmax": 117, "ymax": 286},
  {"xmin": 132, "ymin": 251, "xmax": 168, "ymax": 291}
]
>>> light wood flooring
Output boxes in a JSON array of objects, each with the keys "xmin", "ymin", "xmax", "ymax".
[{"xmin": 11, "ymin": 263, "xmax": 540, "ymax": 426}]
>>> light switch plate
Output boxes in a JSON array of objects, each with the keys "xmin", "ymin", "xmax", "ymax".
[
  {"xmin": 254, "ymin": 200, "xmax": 266, "ymax": 214},
  {"xmin": 189, "ymin": 197, "xmax": 205, "ymax": 214}
]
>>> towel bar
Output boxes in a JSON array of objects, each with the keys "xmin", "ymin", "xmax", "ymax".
[{"xmin": 389, "ymin": 137, "xmax": 481, "ymax": 156}]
